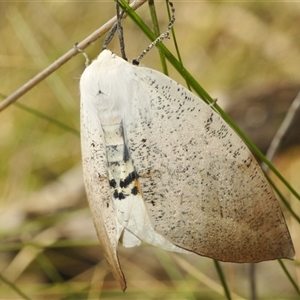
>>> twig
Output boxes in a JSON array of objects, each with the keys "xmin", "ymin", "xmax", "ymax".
[
  {"xmin": 0, "ymin": 0, "xmax": 147, "ymax": 113},
  {"xmin": 262, "ymin": 91, "xmax": 300, "ymax": 172}
]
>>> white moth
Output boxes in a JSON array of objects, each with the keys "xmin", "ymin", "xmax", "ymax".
[{"xmin": 80, "ymin": 49, "xmax": 294, "ymax": 290}]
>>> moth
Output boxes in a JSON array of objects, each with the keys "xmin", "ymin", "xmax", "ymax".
[{"xmin": 80, "ymin": 49, "xmax": 295, "ymax": 290}]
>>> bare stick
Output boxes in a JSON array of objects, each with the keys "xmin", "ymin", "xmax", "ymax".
[
  {"xmin": 262, "ymin": 91, "xmax": 300, "ymax": 172},
  {"xmin": 0, "ymin": 0, "xmax": 147, "ymax": 113}
]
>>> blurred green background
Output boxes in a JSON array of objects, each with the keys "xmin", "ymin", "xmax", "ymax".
[{"xmin": 0, "ymin": 1, "xmax": 300, "ymax": 299}]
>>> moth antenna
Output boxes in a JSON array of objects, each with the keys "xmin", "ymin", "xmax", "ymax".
[
  {"xmin": 74, "ymin": 43, "xmax": 90, "ymax": 67},
  {"xmin": 133, "ymin": 0, "xmax": 175, "ymax": 65},
  {"xmin": 102, "ymin": 22, "xmax": 118, "ymax": 50},
  {"xmin": 116, "ymin": 0, "xmax": 127, "ymax": 60},
  {"xmin": 102, "ymin": 0, "xmax": 128, "ymax": 61}
]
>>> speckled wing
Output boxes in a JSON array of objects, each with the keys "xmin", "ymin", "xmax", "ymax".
[
  {"xmin": 80, "ymin": 76, "xmax": 126, "ymax": 290},
  {"xmin": 124, "ymin": 67, "xmax": 295, "ymax": 262}
]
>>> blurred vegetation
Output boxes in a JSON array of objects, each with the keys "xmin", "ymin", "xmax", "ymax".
[{"xmin": 0, "ymin": 1, "xmax": 300, "ymax": 299}]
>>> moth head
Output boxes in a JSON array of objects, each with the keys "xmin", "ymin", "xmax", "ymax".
[{"xmin": 80, "ymin": 50, "xmax": 140, "ymax": 125}]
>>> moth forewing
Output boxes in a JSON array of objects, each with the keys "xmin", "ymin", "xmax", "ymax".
[
  {"xmin": 125, "ymin": 66, "xmax": 295, "ymax": 262},
  {"xmin": 80, "ymin": 76, "xmax": 126, "ymax": 290}
]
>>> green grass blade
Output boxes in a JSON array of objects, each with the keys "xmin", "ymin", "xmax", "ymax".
[
  {"xmin": 278, "ymin": 259, "xmax": 300, "ymax": 296},
  {"xmin": 147, "ymin": 0, "xmax": 168, "ymax": 74},
  {"xmin": 14, "ymin": 102, "xmax": 79, "ymax": 136},
  {"xmin": 0, "ymin": 93, "xmax": 79, "ymax": 136},
  {"xmin": 213, "ymin": 260, "xmax": 232, "ymax": 300},
  {"xmin": 268, "ymin": 176, "xmax": 300, "ymax": 223},
  {"xmin": 0, "ymin": 273, "xmax": 31, "ymax": 300},
  {"xmin": 165, "ymin": 0, "xmax": 190, "ymax": 90}
]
